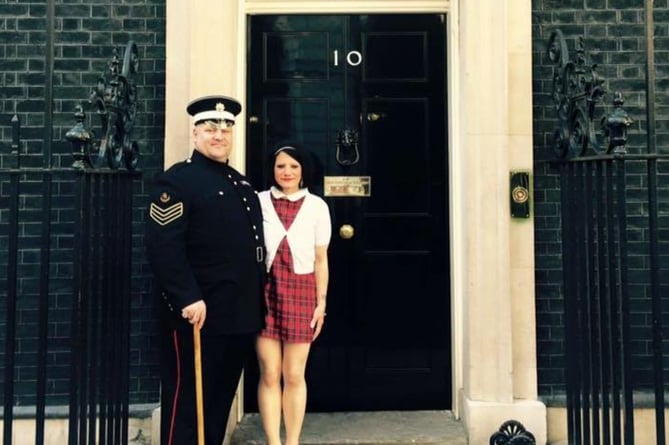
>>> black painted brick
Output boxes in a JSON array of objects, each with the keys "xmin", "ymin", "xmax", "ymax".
[
  {"xmin": 0, "ymin": 0, "xmax": 164, "ymax": 407},
  {"xmin": 533, "ymin": 0, "xmax": 669, "ymax": 398}
]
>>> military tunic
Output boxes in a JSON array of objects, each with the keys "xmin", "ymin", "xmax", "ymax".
[{"xmin": 145, "ymin": 149, "xmax": 266, "ymax": 445}]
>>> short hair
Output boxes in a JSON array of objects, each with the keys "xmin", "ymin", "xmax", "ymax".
[
  {"xmin": 196, "ymin": 119, "xmax": 234, "ymax": 129},
  {"xmin": 268, "ymin": 142, "xmax": 315, "ymax": 190}
]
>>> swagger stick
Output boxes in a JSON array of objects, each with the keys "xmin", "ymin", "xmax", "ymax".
[{"xmin": 194, "ymin": 325, "xmax": 204, "ymax": 445}]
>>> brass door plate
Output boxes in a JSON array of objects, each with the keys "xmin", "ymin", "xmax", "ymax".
[{"xmin": 324, "ymin": 176, "xmax": 371, "ymax": 197}]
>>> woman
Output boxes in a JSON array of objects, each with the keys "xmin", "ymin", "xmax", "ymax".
[{"xmin": 256, "ymin": 143, "xmax": 331, "ymax": 445}]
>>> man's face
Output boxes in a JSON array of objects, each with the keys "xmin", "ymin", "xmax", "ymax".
[{"xmin": 193, "ymin": 120, "xmax": 233, "ymax": 163}]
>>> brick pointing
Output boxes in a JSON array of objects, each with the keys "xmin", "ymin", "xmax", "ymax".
[
  {"xmin": 0, "ymin": 0, "xmax": 165, "ymax": 405},
  {"xmin": 8, "ymin": 0, "xmax": 664, "ymax": 410},
  {"xmin": 533, "ymin": 0, "xmax": 669, "ymax": 401}
]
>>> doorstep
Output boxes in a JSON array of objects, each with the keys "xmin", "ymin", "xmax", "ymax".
[{"xmin": 230, "ymin": 410, "xmax": 467, "ymax": 445}]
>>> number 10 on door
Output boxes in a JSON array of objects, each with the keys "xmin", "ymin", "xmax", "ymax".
[{"xmin": 333, "ymin": 50, "xmax": 363, "ymax": 67}]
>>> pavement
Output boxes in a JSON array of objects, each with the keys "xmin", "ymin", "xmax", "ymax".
[{"xmin": 229, "ymin": 410, "xmax": 467, "ymax": 445}]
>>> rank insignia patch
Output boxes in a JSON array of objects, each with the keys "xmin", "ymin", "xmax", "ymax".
[{"xmin": 150, "ymin": 202, "xmax": 184, "ymax": 226}]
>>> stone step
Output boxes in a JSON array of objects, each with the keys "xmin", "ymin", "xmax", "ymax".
[{"xmin": 230, "ymin": 410, "xmax": 467, "ymax": 445}]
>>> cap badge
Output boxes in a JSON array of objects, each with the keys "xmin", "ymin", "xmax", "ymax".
[
  {"xmin": 216, "ymin": 103, "xmax": 226, "ymax": 112},
  {"xmin": 160, "ymin": 192, "xmax": 171, "ymax": 203}
]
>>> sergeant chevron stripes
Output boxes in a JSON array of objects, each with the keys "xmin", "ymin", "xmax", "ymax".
[{"xmin": 150, "ymin": 202, "xmax": 184, "ymax": 226}]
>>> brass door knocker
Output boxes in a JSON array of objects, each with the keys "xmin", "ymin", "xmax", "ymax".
[{"xmin": 335, "ymin": 128, "xmax": 360, "ymax": 166}]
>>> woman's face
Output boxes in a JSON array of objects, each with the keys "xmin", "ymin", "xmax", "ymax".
[{"xmin": 274, "ymin": 151, "xmax": 302, "ymax": 194}]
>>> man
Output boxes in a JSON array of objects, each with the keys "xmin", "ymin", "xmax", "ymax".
[{"xmin": 145, "ymin": 95, "xmax": 266, "ymax": 445}]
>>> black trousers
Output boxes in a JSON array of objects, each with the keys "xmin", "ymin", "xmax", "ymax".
[{"xmin": 160, "ymin": 328, "xmax": 255, "ymax": 445}]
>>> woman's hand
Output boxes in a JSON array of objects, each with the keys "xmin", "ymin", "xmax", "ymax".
[
  {"xmin": 181, "ymin": 300, "xmax": 207, "ymax": 330},
  {"xmin": 310, "ymin": 303, "xmax": 327, "ymax": 340}
]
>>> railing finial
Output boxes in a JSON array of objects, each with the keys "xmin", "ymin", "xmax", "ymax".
[{"xmin": 602, "ymin": 91, "xmax": 633, "ymax": 156}]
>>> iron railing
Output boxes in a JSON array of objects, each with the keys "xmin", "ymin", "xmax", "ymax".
[
  {"xmin": 1, "ymin": 41, "xmax": 140, "ymax": 445},
  {"xmin": 548, "ymin": 16, "xmax": 668, "ymax": 445}
]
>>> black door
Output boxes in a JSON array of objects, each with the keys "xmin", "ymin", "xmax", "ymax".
[{"xmin": 246, "ymin": 14, "xmax": 450, "ymax": 411}]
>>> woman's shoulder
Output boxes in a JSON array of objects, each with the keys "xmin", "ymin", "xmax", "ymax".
[
  {"xmin": 305, "ymin": 190, "xmax": 326, "ymax": 204},
  {"xmin": 304, "ymin": 193, "xmax": 331, "ymax": 223}
]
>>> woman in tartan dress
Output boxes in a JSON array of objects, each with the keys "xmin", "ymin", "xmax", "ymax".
[{"xmin": 256, "ymin": 144, "xmax": 331, "ymax": 445}]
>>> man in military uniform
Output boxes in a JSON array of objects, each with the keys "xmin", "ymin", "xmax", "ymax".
[{"xmin": 145, "ymin": 95, "xmax": 266, "ymax": 445}]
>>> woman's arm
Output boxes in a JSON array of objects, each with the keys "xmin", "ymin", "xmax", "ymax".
[
  {"xmin": 311, "ymin": 244, "xmax": 329, "ymax": 339},
  {"xmin": 314, "ymin": 245, "xmax": 329, "ymax": 309}
]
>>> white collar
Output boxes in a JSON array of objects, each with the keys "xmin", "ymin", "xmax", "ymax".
[{"xmin": 270, "ymin": 186, "xmax": 308, "ymax": 202}]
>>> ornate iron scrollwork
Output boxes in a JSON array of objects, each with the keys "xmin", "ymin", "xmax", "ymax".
[
  {"xmin": 489, "ymin": 420, "xmax": 536, "ymax": 445},
  {"xmin": 547, "ymin": 30, "xmax": 607, "ymax": 159},
  {"xmin": 66, "ymin": 41, "xmax": 140, "ymax": 170}
]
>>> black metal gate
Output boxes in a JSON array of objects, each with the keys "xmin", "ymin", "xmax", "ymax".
[
  {"xmin": 548, "ymin": 19, "xmax": 669, "ymax": 445},
  {"xmin": 1, "ymin": 42, "xmax": 140, "ymax": 445}
]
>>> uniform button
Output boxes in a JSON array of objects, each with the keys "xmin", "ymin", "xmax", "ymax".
[
  {"xmin": 228, "ymin": 174, "xmax": 232, "ymax": 178},
  {"xmin": 253, "ymin": 225, "xmax": 257, "ymax": 230},
  {"xmin": 255, "ymin": 235, "xmax": 259, "ymax": 240},
  {"xmin": 218, "ymin": 191, "xmax": 224, "ymax": 195},
  {"xmin": 186, "ymin": 158, "xmax": 192, "ymax": 163},
  {"xmin": 246, "ymin": 206, "xmax": 251, "ymax": 211},
  {"xmin": 243, "ymin": 197, "xmax": 247, "ymax": 202},
  {"xmin": 234, "ymin": 181, "xmax": 238, "ymax": 185}
]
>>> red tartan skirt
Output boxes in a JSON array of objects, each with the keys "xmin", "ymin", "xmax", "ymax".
[{"xmin": 260, "ymin": 196, "xmax": 317, "ymax": 343}]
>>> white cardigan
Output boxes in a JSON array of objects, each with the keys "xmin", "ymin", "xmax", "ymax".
[{"xmin": 259, "ymin": 188, "xmax": 331, "ymax": 274}]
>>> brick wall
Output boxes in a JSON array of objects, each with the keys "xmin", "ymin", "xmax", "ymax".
[
  {"xmin": 0, "ymin": 0, "xmax": 165, "ymax": 406},
  {"xmin": 532, "ymin": 0, "xmax": 669, "ymax": 400},
  {"xmin": 3, "ymin": 0, "xmax": 666, "ymax": 412}
]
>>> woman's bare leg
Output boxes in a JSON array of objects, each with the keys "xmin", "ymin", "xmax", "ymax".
[
  {"xmin": 257, "ymin": 336, "xmax": 283, "ymax": 445},
  {"xmin": 281, "ymin": 342, "xmax": 311, "ymax": 445}
]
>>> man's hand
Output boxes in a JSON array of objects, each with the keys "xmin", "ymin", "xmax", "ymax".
[{"xmin": 181, "ymin": 300, "xmax": 207, "ymax": 330}]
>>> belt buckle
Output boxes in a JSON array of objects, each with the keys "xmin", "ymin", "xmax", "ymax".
[{"xmin": 256, "ymin": 246, "xmax": 264, "ymax": 263}]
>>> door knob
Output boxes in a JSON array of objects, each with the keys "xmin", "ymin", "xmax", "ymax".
[
  {"xmin": 366, "ymin": 112, "xmax": 384, "ymax": 122},
  {"xmin": 339, "ymin": 224, "xmax": 355, "ymax": 239}
]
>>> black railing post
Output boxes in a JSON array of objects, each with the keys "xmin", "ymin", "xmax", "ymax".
[
  {"xmin": 595, "ymin": 159, "xmax": 612, "ymax": 445},
  {"xmin": 614, "ymin": 153, "xmax": 635, "ymax": 445},
  {"xmin": 643, "ymin": 1, "xmax": 666, "ymax": 443},
  {"xmin": 561, "ymin": 164, "xmax": 580, "ymax": 445},
  {"xmin": 606, "ymin": 160, "xmax": 622, "ymax": 445},
  {"xmin": 3, "ymin": 115, "xmax": 20, "ymax": 445},
  {"xmin": 35, "ymin": 168, "xmax": 53, "ymax": 445}
]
